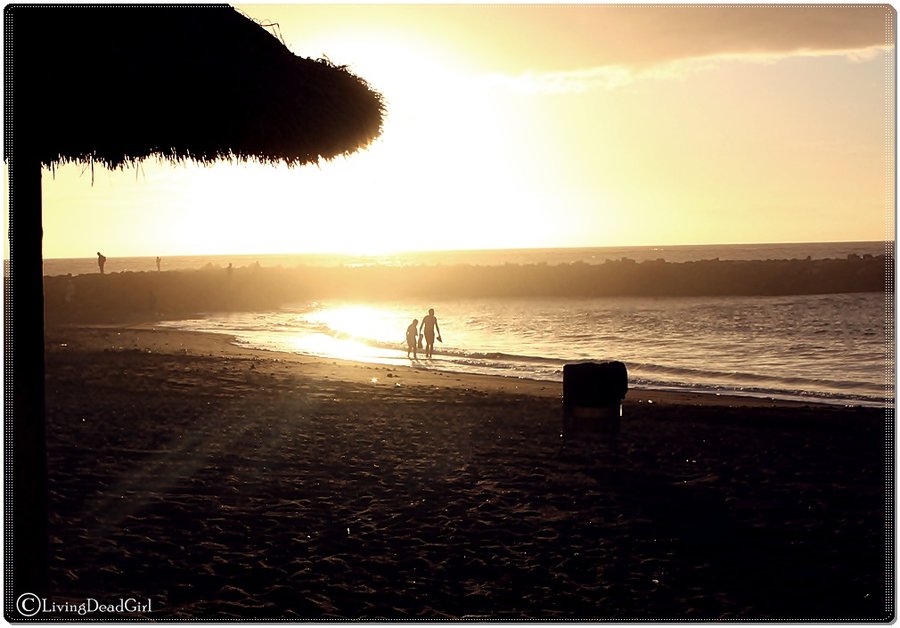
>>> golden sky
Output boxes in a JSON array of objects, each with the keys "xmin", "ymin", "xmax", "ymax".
[{"xmin": 30, "ymin": 3, "xmax": 895, "ymax": 258}]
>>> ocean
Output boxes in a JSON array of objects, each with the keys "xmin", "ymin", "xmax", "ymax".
[{"xmin": 41, "ymin": 241, "xmax": 894, "ymax": 408}]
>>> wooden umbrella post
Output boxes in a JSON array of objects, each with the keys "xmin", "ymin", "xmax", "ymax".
[
  {"xmin": 5, "ymin": 4, "xmax": 51, "ymax": 605},
  {"xmin": 6, "ymin": 146, "xmax": 50, "ymax": 610}
]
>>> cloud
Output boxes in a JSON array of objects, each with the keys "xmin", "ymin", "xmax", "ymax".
[
  {"xmin": 528, "ymin": 5, "xmax": 892, "ymax": 69},
  {"xmin": 480, "ymin": 6, "xmax": 892, "ymax": 94},
  {"xmin": 483, "ymin": 66, "xmax": 634, "ymax": 94}
]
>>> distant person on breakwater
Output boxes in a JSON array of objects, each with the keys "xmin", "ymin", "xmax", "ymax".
[
  {"xmin": 97, "ymin": 252, "xmax": 107, "ymax": 274},
  {"xmin": 406, "ymin": 319, "xmax": 419, "ymax": 359},
  {"xmin": 419, "ymin": 308, "xmax": 442, "ymax": 359},
  {"xmin": 156, "ymin": 256, "xmax": 161, "ymax": 272}
]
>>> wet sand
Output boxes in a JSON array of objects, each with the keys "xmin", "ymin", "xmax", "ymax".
[{"xmin": 41, "ymin": 323, "xmax": 890, "ymax": 620}]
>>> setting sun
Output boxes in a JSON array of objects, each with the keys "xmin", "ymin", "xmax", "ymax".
[{"xmin": 28, "ymin": 3, "xmax": 893, "ymax": 259}]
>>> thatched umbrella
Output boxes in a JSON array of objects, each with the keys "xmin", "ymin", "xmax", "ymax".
[{"xmin": 4, "ymin": 4, "xmax": 384, "ymax": 607}]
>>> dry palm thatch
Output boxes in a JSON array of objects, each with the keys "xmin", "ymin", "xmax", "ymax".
[
  {"xmin": 7, "ymin": 4, "xmax": 384, "ymax": 168},
  {"xmin": 3, "ymin": 5, "xmax": 384, "ymax": 611}
]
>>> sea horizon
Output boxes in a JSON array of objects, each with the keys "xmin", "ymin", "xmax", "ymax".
[{"xmin": 36, "ymin": 239, "xmax": 893, "ymax": 277}]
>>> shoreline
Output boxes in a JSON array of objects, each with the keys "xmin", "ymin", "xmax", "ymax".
[{"xmin": 48, "ymin": 321, "xmax": 887, "ymax": 412}]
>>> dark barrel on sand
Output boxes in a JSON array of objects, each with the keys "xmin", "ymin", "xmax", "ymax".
[{"xmin": 562, "ymin": 361, "xmax": 628, "ymax": 437}]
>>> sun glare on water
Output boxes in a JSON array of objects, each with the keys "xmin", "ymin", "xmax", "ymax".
[
  {"xmin": 287, "ymin": 333, "xmax": 385, "ymax": 363},
  {"xmin": 290, "ymin": 304, "xmax": 411, "ymax": 364}
]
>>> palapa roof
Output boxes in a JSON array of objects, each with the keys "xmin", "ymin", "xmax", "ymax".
[{"xmin": 5, "ymin": 4, "xmax": 385, "ymax": 168}]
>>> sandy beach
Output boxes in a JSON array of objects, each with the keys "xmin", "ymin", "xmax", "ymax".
[{"xmin": 40, "ymin": 322, "xmax": 889, "ymax": 620}]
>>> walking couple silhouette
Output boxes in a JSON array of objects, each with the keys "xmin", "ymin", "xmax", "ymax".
[{"xmin": 406, "ymin": 308, "xmax": 442, "ymax": 359}]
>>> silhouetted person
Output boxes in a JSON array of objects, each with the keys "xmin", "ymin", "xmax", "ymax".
[
  {"xmin": 419, "ymin": 308, "xmax": 441, "ymax": 358},
  {"xmin": 406, "ymin": 319, "xmax": 419, "ymax": 359},
  {"xmin": 226, "ymin": 262, "xmax": 233, "ymax": 278},
  {"xmin": 97, "ymin": 252, "xmax": 106, "ymax": 274},
  {"xmin": 155, "ymin": 256, "xmax": 161, "ymax": 272}
]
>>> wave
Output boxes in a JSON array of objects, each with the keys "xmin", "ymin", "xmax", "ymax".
[
  {"xmin": 432, "ymin": 349, "xmax": 565, "ymax": 365},
  {"xmin": 424, "ymin": 355, "xmax": 888, "ymax": 408},
  {"xmin": 626, "ymin": 377, "xmax": 887, "ymax": 408},
  {"xmin": 158, "ymin": 316, "xmax": 888, "ymax": 408},
  {"xmin": 251, "ymin": 308, "xmax": 890, "ymax": 403},
  {"xmin": 346, "ymin": 333, "xmax": 885, "ymax": 397},
  {"xmin": 294, "ymin": 325, "xmax": 889, "ymax": 406},
  {"xmin": 627, "ymin": 361, "xmax": 878, "ymax": 390}
]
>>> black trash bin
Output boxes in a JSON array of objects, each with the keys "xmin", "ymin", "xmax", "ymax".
[{"xmin": 562, "ymin": 361, "xmax": 628, "ymax": 440}]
